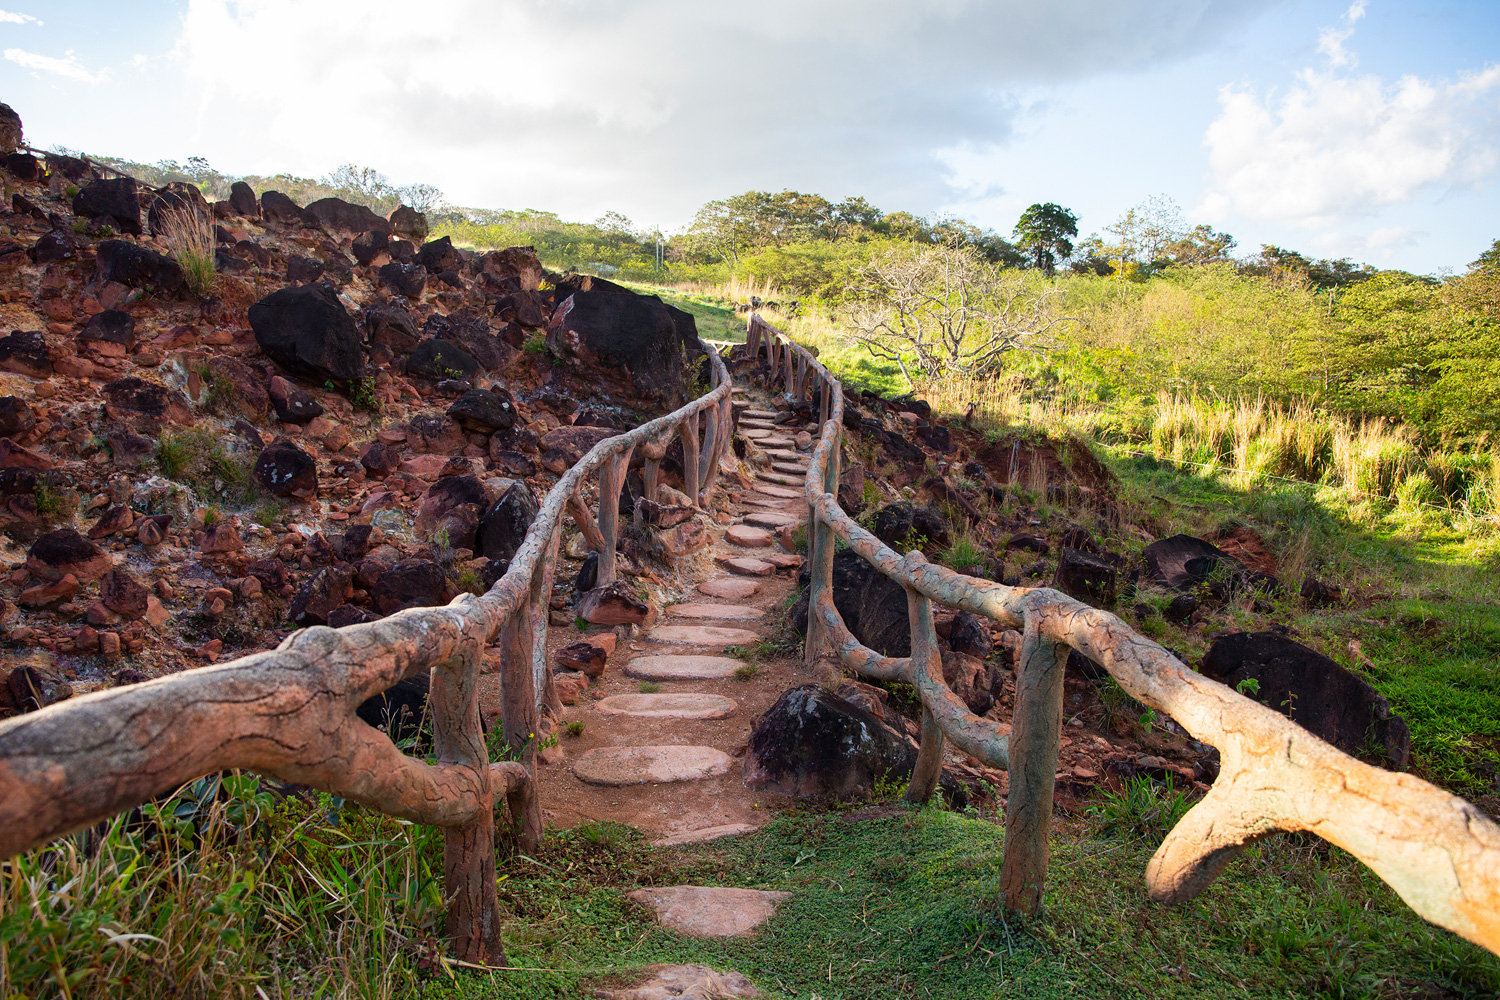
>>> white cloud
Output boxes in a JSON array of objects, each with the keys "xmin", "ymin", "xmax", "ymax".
[
  {"xmin": 1201, "ymin": 9, "xmax": 1500, "ymax": 231},
  {"xmin": 0, "ymin": 9, "xmax": 41, "ymax": 26},
  {"xmin": 1316, "ymin": 0, "xmax": 1365, "ymax": 68},
  {"xmin": 4, "ymin": 48, "xmax": 106, "ymax": 84},
  {"xmin": 169, "ymin": 0, "xmax": 1274, "ymax": 226}
]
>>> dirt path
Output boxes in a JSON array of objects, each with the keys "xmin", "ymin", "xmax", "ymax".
[{"xmin": 531, "ymin": 380, "xmax": 818, "ymax": 845}]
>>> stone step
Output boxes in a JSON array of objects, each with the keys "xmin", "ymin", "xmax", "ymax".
[
  {"xmin": 725, "ymin": 524, "xmax": 775, "ymax": 546},
  {"xmin": 771, "ymin": 462, "xmax": 808, "ymax": 475},
  {"xmin": 757, "ymin": 472, "xmax": 804, "ymax": 487},
  {"xmin": 743, "ymin": 511, "xmax": 802, "ymax": 529},
  {"xmin": 752, "ymin": 484, "xmax": 803, "ymax": 499},
  {"xmin": 652, "ymin": 823, "xmax": 761, "ymax": 847},
  {"xmin": 627, "ymin": 886, "xmax": 790, "ymax": 938},
  {"xmin": 647, "ymin": 624, "xmax": 761, "ymax": 647},
  {"xmin": 668, "ymin": 602, "xmax": 764, "ymax": 621},
  {"xmin": 758, "ymin": 436, "xmax": 796, "ymax": 448},
  {"xmin": 698, "ymin": 577, "xmax": 760, "ymax": 599},
  {"xmin": 762, "ymin": 551, "xmax": 804, "ymax": 569},
  {"xmin": 626, "ymin": 654, "xmax": 746, "ymax": 680},
  {"xmin": 572, "ymin": 746, "xmax": 734, "ymax": 786},
  {"xmin": 594, "ymin": 965, "xmax": 760, "ymax": 999},
  {"xmin": 741, "ymin": 408, "xmax": 778, "ymax": 419},
  {"xmin": 740, "ymin": 497, "xmax": 796, "ymax": 511},
  {"xmin": 764, "ymin": 449, "xmax": 805, "ymax": 462},
  {"xmin": 717, "ymin": 556, "xmax": 776, "ymax": 576},
  {"xmin": 741, "ymin": 428, "xmax": 774, "ymax": 440},
  {"xmin": 595, "ymin": 693, "xmax": 738, "ymax": 719}
]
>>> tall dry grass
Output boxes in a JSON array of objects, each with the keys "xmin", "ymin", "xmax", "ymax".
[{"xmin": 156, "ymin": 203, "xmax": 216, "ymax": 297}]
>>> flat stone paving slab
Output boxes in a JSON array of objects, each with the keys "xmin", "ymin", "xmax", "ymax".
[
  {"xmin": 741, "ymin": 428, "xmax": 774, "ymax": 439},
  {"xmin": 764, "ymin": 449, "xmax": 805, "ymax": 462},
  {"xmin": 652, "ymin": 823, "xmax": 761, "ymax": 847},
  {"xmin": 647, "ymin": 624, "xmax": 761, "ymax": 647},
  {"xmin": 668, "ymin": 602, "xmax": 764, "ymax": 621},
  {"xmin": 762, "ymin": 552, "xmax": 803, "ymax": 569},
  {"xmin": 740, "ymin": 498, "xmax": 795, "ymax": 511},
  {"xmin": 757, "ymin": 472, "xmax": 803, "ymax": 486},
  {"xmin": 573, "ymin": 746, "xmax": 734, "ymax": 786},
  {"xmin": 752, "ymin": 484, "xmax": 802, "ymax": 498},
  {"xmin": 717, "ymin": 556, "xmax": 776, "ymax": 576},
  {"xmin": 725, "ymin": 524, "xmax": 775, "ymax": 547},
  {"xmin": 627, "ymin": 886, "xmax": 790, "ymax": 938},
  {"xmin": 771, "ymin": 462, "xmax": 808, "ymax": 475},
  {"xmin": 741, "ymin": 408, "xmax": 778, "ymax": 418},
  {"xmin": 758, "ymin": 437, "xmax": 796, "ymax": 449},
  {"xmin": 743, "ymin": 511, "xmax": 802, "ymax": 529},
  {"xmin": 626, "ymin": 654, "xmax": 745, "ymax": 680},
  {"xmin": 698, "ymin": 577, "xmax": 760, "ymax": 599},
  {"xmin": 594, "ymin": 964, "xmax": 762, "ymax": 1000},
  {"xmin": 596, "ymin": 693, "xmax": 738, "ymax": 719}
]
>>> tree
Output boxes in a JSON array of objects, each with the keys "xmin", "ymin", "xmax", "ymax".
[
  {"xmin": 322, "ymin": 164, "xmax": 397, "ymax": 210},
  {"xmin": 1105, "ymin": 195, "xmax": 1186, "ymax": 273},
  {"xmin": 1470, "ymin": 238, "xmax": 1500, "ymax": 274},
  {"xmin": 1164, "ymin": 223, "xmax": 1237, "ymax": 266},
  {"xmin": 842, "ymin": 244, "xmax": 1070, "ymax": 388},
  {"xmin": 1012, "ymin": 203, "xmax": 1078, "ymax": 276},
  {"xmin": 398, "ymin": 183, "xmax": 444, "ymax": 214}
]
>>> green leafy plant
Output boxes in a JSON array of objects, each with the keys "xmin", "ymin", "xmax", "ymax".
[
  {"xmin": 523, "ymin": 332, "xmax": 548, "ymax": 355},
  {"xmin": 1087, "ymin": 774, "xmax": 1193, "ymax": 841},
  {"xmin": 350, "ymin": 375, "xmax": 381, "ymax": 413},
  {"xmin": 563, "ymin": 720, "xmax": 586, "ymax": 737},
  {"xmin": 1236, "ymin": 677, "xmax": 1262, "ymax": 697}
]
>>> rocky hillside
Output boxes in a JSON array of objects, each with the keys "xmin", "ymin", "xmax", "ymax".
[{"xmin": 0, "ymin": 107, "xmax": 710, "ymax": 715}]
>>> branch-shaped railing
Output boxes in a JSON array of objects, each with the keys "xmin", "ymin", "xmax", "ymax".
[
  {"xmin": 745, "ymin": 313, "xmax": 1500, "ymax": 956},
  {"xmin": 0, "ymin": 345, "xmax": 734, "ymax": 966}
]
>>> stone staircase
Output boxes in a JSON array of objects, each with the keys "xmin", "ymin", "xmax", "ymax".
[{"xmin": 539, "ymin": 377, "xmax": 812, "ymax": 956}]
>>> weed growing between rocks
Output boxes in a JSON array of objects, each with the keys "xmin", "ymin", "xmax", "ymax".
[
  {"xmin": 155, "ymin": 427, "xmax": 256, "ymax": 505},
  {"xmin": 157, "ymin": 202, "xmax": 215, "ymax": 298}
]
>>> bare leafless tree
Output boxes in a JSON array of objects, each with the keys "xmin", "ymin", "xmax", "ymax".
[{"xmin": 842, "ymin": 244, "xmax": 1071, "ymax": 388}]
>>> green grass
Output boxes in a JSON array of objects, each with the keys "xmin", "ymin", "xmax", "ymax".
[
  {"xmin": 432, "ymin": 809, "xmax": 1499, "ymax": 999},
  {"xmin": 156, "ymin": 426, "xmax": 256, "ymax": 505}
]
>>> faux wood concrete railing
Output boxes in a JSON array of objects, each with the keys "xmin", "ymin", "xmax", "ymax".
[
  {"xmin": 0, "ymin": 345, "xmax": 733, "ymax": 967},
  {"xmin": 745, "ymin": 313, "xmax": 1500, "ymax": 956}
]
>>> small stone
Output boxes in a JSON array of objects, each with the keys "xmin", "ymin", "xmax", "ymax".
[
  {"xmin": 98, "ymin": 631, "xmax": 122, "ymax": 659},
  {"xmin": 553, "ymin": 672, "xmax": 588, "ymax": 705},
  {"xmin": 100, "ymin": 568, "xmax": 149, "ymax": 619},
  {"xmin": 577, "ymin": 582, "xmax": 653, "ymax": 626},
  {"xmin": 554, "ymin": 639, "xmax": 610, "ymax": 677}
]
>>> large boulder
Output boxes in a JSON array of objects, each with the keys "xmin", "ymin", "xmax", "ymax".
[
  {"xmin": 287, "ymin": 564, "xmax": 354, "ymax": 626},
  {"xmin": 1143, "ymin": 534, "xmax": 1279, "ymax": 596},
  {"xmin": 415, "ymin": 235, "xmax": 461, "ymax": 272},
  {"xmin": 387, "ymin": 205, "xmax": 428, "ymax": 242},
  {"xmin": 260, "ymin": 190, "xmax": 306, "ymax": 225},
  {"xmin": 0, "ymin": 103, "xmax": 21, "ymax": 154},
  {"xmin": 147, "ymin": 182, "xmax": 209, "ymax": 236},
  {"xmin": 100, "ymin": 377, "xmax": 192, "ymax": 433},
  {"xmin": 228, "ymin": 181, "xmax": 259, "ymax": 218},
  {"xmin": 357, "ymin": 673, "xmax": 430, "ymax": 743},
  {"xmin": 253, "ymin": 439, "xmax": 318, "ymax": 499},
  {"xmin": 872, "ymin": 501, "xmax": 950, "ymax": 551},
  {"xmin": 744, "ymin": 684, "xmax": 965, "ymax": 803},
  {"xmin": 267, "ymin": 375, "xmax": 324, "ymax": 424},
  {"xmin": 303, "ymin": 197, "xmax": 391, "ymax": 237},
  {"xmin": 371, "ymin": 558, "xmax": 451, "ymax": 614},
  {"xmin": 72, "ymin": 178, "xmax": 143, "ymax": 235},
  {"xmin": 378, "ymin": 262, "xmax": 427, "ymax": 298},
  {"xmin": 475, "ymin": 480, "xmax": 538, "ymax": 561},
  {"xmin": 1053, "ymin": 547, "xmax": 1117, "ymax": 608},
  {"xmin": 366, "ymin": 306, "xmax": 421, "ymax": 354},
  {"xmin": 1201, "ymin": 631, "xmax": 1410, "ymax": 768},
  {"xmin": 96, "ymin": 240, "xmax": 184, "ymax": 296},
  {"xmin": 27, "ymin": 528, "xmax": 112, "ymax": 583},
  {"xmin": 413, "ymin": 475, "xmax": 488, "ymax": 550},
  {"xmin": 0, "ymin": 329, "xmax": 52, "ymax": 378},
  {"xmin": 248, "ymin": 282, "xmax": 366, "ymax": 385},
  {"xmin": 447, "ymin": 388, "xmax": 516, "ymax": 433},
  {"xmin": 479, "ymin": 246, "xmax": 543, "ymax": 292},
  {"xmin": 546, "ymin": 277, "xmax": 705, "ymax": 406},
  {"xmin": 405, "ymin": 338, "xmax": 477, "ymax": 381},
  {"xmin": 790, "ymin": 548, "xmax": 911, "ymax": 657}
]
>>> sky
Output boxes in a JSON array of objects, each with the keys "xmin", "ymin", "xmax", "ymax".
[{"xmin": 2, "ymin": 0, "xmax": 1498, "ymax": 274}]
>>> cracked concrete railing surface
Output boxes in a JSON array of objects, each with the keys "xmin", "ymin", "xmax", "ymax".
[
  {"xmin": 0, "ymin": 345, "xmax": 733, "ymax": 967},
  {"xmin": 745, "ymin": 313, "xmax": 1500, "ymax": 956}
]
